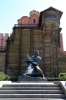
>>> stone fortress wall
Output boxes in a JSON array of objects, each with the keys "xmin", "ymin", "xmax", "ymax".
[
  {"xmin": 0, "ymin": 33, "xmax": 9, "ymax": 50},
  {"xmin": 0, "ymin": 32, "xmax": 65, "ymax": 55},
  {"xmin": 0, "ymin": 8, "xmax": 66, "ymax": 74}
]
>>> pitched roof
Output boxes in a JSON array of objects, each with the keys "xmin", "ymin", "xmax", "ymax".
[
  {"xmin": 40, "ymin": 6, "xmax": 63, "ymax": 16},
  {"xmin": 39, "ymin": 7, "xmax": 63, "ymax": 26}
]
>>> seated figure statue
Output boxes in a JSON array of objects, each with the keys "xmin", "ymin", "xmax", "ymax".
[{"xmin": 23, "ymin": 50, "xmax": 44, "ymax": 79}]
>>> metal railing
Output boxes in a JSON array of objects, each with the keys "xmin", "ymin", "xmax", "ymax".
[{"xmin": 14, "ymin": 24, "xmax": 38, "ymax": 27}]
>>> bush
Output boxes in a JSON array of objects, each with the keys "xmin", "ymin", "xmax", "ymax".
[
  {"xmin": 0, "ymin": 72, "xmax": 10, "ymax": 81},
  {"xmin": 47, "ymin": 77, "xmax": 59, "ymax": 81},
  {"xmin": 47, "ymin": 73, "xmax": 66, "ymax": 81},
  {"xmin": 58, "ymin": 73, "xmax": 66, "ymax": 81}
]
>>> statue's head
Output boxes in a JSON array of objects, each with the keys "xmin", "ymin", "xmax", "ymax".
[{"xmin": 34, "ymin": 50, "xmax": 39, "ymax": 56}]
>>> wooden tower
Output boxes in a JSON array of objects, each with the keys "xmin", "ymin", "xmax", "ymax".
[{"xmin": 5, "ymin": 7, "xmax": 66, "ymax": 78}]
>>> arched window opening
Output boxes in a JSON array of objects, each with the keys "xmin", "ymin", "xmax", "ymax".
[
  {"xmin": 33, "ymin": 19, "xmax": 36, "ymax": 24},
  {"xmin": 45, "ymin": 14, "xmax": 57, "ymax": 18}
]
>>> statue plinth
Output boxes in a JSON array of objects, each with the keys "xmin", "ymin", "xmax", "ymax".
[{"xmin": 18, "ymin": 75, "xmax": 47, "ymax": 82}]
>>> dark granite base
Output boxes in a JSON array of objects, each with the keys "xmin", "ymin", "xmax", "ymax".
[{"xmin": 18, "ymin": 75, "xmax": 47, "ymax": 82}]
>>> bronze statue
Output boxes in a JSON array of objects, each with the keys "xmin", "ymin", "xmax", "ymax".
[{"xmin": 23, "ymin": 50, "xmax": 44, "ymax": 79}]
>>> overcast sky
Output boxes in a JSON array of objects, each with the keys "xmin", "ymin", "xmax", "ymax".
[{"xmin": 0, "ymin": 0, "xmax": 66, "ymax": 50}]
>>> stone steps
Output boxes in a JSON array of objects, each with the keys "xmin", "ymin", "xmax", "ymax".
[
  {"xmin": 2, "ymin": 83, "xmax": 59, "ymax": 87},
  {"xmin": 0, "ymin": 94, "xmax": 65, "ymax": 98},
  {"xmin": 0, "ymin": 82, "xmax": 65, "ymax": 99},
  {"xmin": 0, "ymin": 98, "xmax": 65, "ymax": 100},
  {"xmin": 1, "ymin": 87, "xmax": 61, "ymax": 90},
  {"xmin": 0, "ymin": 90, "xmax": 63, "ymax": 94}
]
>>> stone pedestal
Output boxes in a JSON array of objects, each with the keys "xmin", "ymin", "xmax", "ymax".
[{"xmin": 18, "ymin": 75, "xmax": 47, "ymax": 82}]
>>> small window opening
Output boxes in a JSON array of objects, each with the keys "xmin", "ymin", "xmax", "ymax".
[{"xmin": 33, "ymin": 19, "xmax": 36, "ymax": 24}]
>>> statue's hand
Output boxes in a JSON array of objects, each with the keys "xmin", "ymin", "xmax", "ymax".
[{"xmin": 32, "ymin": 62, "xmax": 37, "ymax": 66}]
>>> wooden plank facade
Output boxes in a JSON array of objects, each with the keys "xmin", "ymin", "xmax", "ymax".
[{"xmin": 5, "ymin": 7, "xmax": 66, "ymax": 78}]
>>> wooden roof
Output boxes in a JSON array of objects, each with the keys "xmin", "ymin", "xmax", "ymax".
[
  {"xmin": 39, "ymin": 7, "xmax": 63, "ymax": 26},
  {"xmin": 40, "ymin": 6, "xmax": 63, "ymax": 16}
]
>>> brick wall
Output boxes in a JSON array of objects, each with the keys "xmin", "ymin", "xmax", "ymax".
[
  {"xmin": 0, "ymin": 52, "xmax": 5, "ymax": 71},
  {"xmin": 59, "ymin": 33, "xmax": 66, "ymax": 55},
  {"xmin": 0, "ymin": 33, "xmax": 9, "ymax": 50},
  {"xmin": 18, "ymin": 10, "xmax": 39, "ymax": 25}
]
